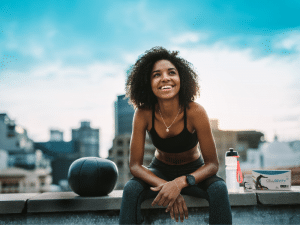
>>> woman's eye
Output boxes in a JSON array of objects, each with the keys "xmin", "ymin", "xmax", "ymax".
[
  {"xmin": 170, "ymin": 71, "xmax": 176, "ymax": 75},
  {"xmin": 154, "ymin": 73, "xmax": 160, "ymax": 77}
]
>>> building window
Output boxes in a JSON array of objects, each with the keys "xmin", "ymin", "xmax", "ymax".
[
  {"xmin": 117, "ymin": 151, "xmax": 123, "ymax": 156},
  {"xmin": 1, "ymin": 182, "xmax": 19, "ymax": 193},
  {"xmin": 7, "ymin": 124, "xmax": 16, "ymax": 137},
  {"xmin": 117, "ymin": 161, "xmax": 123, "ymax": 168},
  {"xmin": 117, "ymin": 140, "xmax": 123, "ymax": 146}
]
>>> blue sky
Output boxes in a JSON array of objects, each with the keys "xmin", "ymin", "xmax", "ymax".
[{"xmin": 1, "ymin": 0, "xmax": 300, "ymax": 157}]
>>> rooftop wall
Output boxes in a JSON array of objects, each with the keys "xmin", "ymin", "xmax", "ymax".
[{"xmin": 0, "ymin": 187, "xmax": 300, "ymax": 224}]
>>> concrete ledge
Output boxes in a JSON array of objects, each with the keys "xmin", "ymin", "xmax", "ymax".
[
  {"xmin": 0, "ymin": 186, "xmax": 299, "ymax": 214},
  {"xmin": 27, "ymin": 191, "xmax": 123, "ymax": 213},
  {"xmin": 228, "ymin": 187, "xmax": 257, "ymax": 206},
  {"xmin": 0, "ymin": 193, "xmax": 38, "ymax": 214},
  {"xmin": 256, "ymin": 186, "xmax": 300, "ymax": 205}
]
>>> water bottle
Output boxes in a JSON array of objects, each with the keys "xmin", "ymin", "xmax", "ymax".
[{"xmin": 225, "ymin": 148, "xmax": 243, "ymax": 192}]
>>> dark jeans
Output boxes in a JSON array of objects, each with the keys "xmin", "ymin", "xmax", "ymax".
[{"xmin": 119, "ymin": 157, "xmax": 232, "ymax": 224}]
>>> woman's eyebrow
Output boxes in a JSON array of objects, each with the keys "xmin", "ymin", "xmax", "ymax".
[
  {"xmin": 152, "ymin": 68, "xmax": 176, "ymax": 74},
  {"xmin": 152, "ymin": 70, "xmax": 160, "ymax": 74}
]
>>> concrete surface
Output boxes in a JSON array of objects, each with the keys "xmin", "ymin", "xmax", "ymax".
[
  {"xmin": 0, "ymin": 186, "xmax": 299, "ymax": 224},
  {"xmin": 27, "ymin": 190, "xmax": 123, "ymax": 213},
  {"xmin": 0, "ymin": 205, "xmax": 299, "ymax": 224},
  {"xmin": 256, "ymin": 186, "xmax": 300, "ymax": 205},
  {"xmin": 0, "ymin": 193, "xmax": 38, "ymax": 214}
]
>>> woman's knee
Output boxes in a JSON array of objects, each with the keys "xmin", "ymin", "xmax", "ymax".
[
  {"xmin": 207, "ymin": 180, "xmax": 229, "ymax": 197},
  {"xmin": 122, "ymin": 179, "xmax": 146, "ymax": 199}
]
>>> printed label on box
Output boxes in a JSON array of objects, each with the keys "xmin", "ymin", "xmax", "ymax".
[{"xmin": 252, "ymin": 170, "xmax": 291, "ymax": 191}]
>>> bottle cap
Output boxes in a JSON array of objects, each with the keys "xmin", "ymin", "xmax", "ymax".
[{"xmin": 226, "ymin": 148, "xmax": 239, "ymax": 157}]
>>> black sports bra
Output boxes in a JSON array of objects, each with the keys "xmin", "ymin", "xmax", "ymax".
[{"xmin": 147, "ymin": 106, "xmax": 199, "ymax": 153}]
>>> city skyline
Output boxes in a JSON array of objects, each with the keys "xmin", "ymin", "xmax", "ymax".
[{"xmin": 1, "ymin": 1, "xmax": 300, "ymax": 158}]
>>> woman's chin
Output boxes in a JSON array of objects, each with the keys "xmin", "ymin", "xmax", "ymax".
[{"xmin": 155, "ymin": 93, "xmax": 179, "ymax": 101}]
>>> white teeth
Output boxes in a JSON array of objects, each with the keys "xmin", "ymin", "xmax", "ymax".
[{"xmin": 161, "ymin": 86, "xmax": 172, "ymax": 89}]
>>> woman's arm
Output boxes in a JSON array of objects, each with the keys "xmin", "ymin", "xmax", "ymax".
[
  {"xmin": 129, "ymin": 108, "xmax": 168, "ymax": 187},
  {"xmin": 172, "ymin": 103, "xmax": 219, "ymax": 190}
]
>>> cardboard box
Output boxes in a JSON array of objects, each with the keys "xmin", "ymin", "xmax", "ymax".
[
  {"xmin": 244, "ymin": 174, "xmax": 255, "ymax": 192},
  {"xmin": 252, "ymin": 170, "xmax": 291, "ymax": 191}
]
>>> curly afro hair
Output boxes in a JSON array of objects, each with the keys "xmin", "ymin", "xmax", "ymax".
[{"xmin": 125, "ymin": 46, "xmax": 200, "ymax": 109}]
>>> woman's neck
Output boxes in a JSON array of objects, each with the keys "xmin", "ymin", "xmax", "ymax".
[{"xmin": 156, "ymin": 98, "xmax": 182, "ymax": 117}]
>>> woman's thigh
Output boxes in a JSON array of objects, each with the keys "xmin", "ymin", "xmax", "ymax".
[
  {"xmin": 181, "ymin": 175, "xmax": 225, "ymax": 200},
  {"xmin": 181, "ymin": 185, "xmax": 209, "ymax": 200}
]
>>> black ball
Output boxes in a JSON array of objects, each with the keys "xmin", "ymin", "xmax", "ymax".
[{"xmin": 68, "ymin": 157, "xmax": 118, "ymax": 196}]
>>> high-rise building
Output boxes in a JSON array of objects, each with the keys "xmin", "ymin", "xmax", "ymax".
[
  {"xmin": 109, "ymin": 94, "xmax": 155, "ymax": 189},
  {"xmin": 72, "ymin": 121, "xmax": 100, "ymax": 157},
  {"xmin": 0, "ymin": 167, "xmax": 52, "ymax": 193},
  {"xmin": 0, "ymin": 113, "xmax": 34, "ymax": 153},
  {"xmin": 236, "ymin": 130, "xmax": 264, "ymax": 161},
  {"xmin": 50, "ymin": 129, "xmax": 64, "ymax": 142},
  {"xmin": 0, "ymin": 113, "xmax": 37, "ymax": 170},
  {"xmin": 114, "ymin": 95, "xmax": 135, "ymax": 136},
  {"xmin": 210, "ymin": 119, "xmax": 264, "ymax": 180},
  {"xmin": 35, "ymin": 140, "xmax": 78, "ymax": 185},
  {"xmin": 0, "ymin": 150, "xmax": 8, "ymax": 171},
  {"xmin": 108, "ymin": 133, "xmax": 155, "ymax": 190}
]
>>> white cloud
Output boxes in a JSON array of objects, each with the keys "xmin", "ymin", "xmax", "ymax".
[
  {"xmin": 171, "ymin": 32, "xmax": 208, "ymax": 44},
  {"xmin": 274, "ymin": 31, "xmax": 300, "ymax": 51},
  {"xmin": 2, "ymin": 26, "xmax": 300, "ymax": 159},
  {"xmin": 168, "ymin": 41, "xmax": 300, "ymax": 141},
  {"xmin": 1, "ymin": 60, "xmax": 127, "ymax": 158}
]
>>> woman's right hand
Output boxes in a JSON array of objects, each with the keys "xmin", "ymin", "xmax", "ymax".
[
  {"xmin": 168, "ymin": 194, "xmax": 188, "ymax": 222},
  {"xmin": 150, "ymin": 180, "xmax": 181, "ymax": 208}
]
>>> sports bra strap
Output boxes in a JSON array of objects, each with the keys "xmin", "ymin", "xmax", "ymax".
[{"xmin": 184, "ymin": 106, "xmax": 187, "ymax": 128}]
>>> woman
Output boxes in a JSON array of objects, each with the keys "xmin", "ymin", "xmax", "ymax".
[{"xmin": 119, "ymin": 47, "xmax": 232, "ymax": 224}]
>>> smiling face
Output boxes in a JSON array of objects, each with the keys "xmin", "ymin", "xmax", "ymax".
[{"xmin": 150, "ymin": 59, "xmax": 180, "ymax": 100}]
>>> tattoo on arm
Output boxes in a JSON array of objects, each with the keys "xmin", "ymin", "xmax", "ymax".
[{"xmin": 165, "ymin": 157, "xmax": 186, "ymax": 164}]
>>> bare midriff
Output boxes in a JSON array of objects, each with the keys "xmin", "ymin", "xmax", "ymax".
[{"xmin": 154, "ymin": 145, "xmax": 201, "ymax": 165}]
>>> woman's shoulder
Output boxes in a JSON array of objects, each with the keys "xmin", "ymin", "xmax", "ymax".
[
  {"xmin": 135, "ymin": 107, "xmax": 152, "ymax": 117},
  {"xmin": 187, "ymin": 102, "xmax": 210, "ymax": 131},
  {"xmin": 134, "ymin": 107, "xmax": 153, "ymax": 128},
  {"xmin": 187, "ymin": 102, "xmax": 207, "ymax": 117}
]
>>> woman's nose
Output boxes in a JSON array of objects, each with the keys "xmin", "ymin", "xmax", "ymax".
[{"xmin": 162, "ymin": 73, "xmax": 170, "ymax": 81}]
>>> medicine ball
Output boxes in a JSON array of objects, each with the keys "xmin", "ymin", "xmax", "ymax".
[{"xmin": 68, "ymin": 157, "xmax": 118, "ymax": 196}]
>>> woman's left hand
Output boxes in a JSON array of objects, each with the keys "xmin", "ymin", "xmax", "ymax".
[
  {"xmin": 168, "ymin": 194, "xmax": 188, "ymax": 222},
  {"xmin": 150, "ymin": 180, "xmax": 181, "ymax": 208}
]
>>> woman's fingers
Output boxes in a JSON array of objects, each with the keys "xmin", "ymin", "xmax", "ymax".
[
  {"xmin": 165, "ymin": 198, "xmax": 176, "ymax": 210},
  {"xmin": 152, "ymin": 192, "xmax": 170, "ymax": 207},
  {"xmin": 150, "ymin": 183, "xmax": 164, "ymax": 192},
  {"xmin": 177, "ymin": 195, "xmax": 188, "ymax": 220},
  {"xmin": 170, "ymin": 205, "xmax": 174, "ymax": 220},
  {"xmin": 167, "ymin": 195, "xmax": 189, "ymax": 222},
  {"xmin": 173, "ymin": 201, "xmax": 180, "ymax": 222},
  {"xmin": 162, "ymin": 198, "xmax": 170, "ymax": 207},
  {"xmin": 157, "ymin": 194, "xmax": 168, "ymax": 206},
  {"xmin": 151, "ymin": 182, "xmax": 179, "ymax": 207},
  {"xmin": 182, "ymin": 199, "xmax": 189, "ymax": 219},
  {"xmin": 168, "ymin": 195, "xmax": 188, "ymax": 222},
  {"xmin": 177, "ymin": 199, "xmax": 185, "ymax": 222},
  {"xmin": 151, "ymin": 192, "xmax": 162, "ymax": 206}
]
